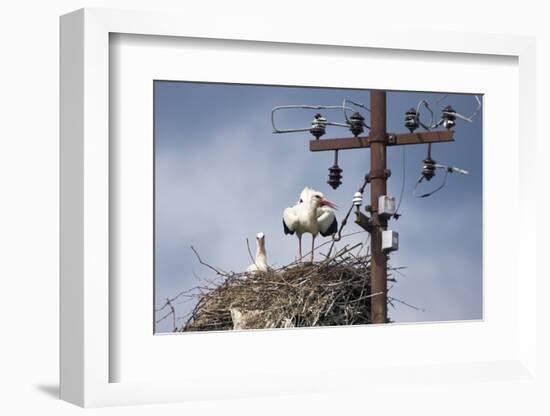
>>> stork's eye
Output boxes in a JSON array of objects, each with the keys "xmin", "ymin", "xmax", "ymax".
[
  {"xmin": 314, "ymin": 195, "xmax": 321, "ymax": 199},
  {"xmin": 299, "ymin": 198, "xmax": 303, "ymax": 203}
]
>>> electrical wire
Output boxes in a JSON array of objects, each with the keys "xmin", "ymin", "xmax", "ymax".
[
  {"xmin": 413, "ymin": 169, "xmax": 450, "ymax": 198},
  {"xmin": 272, "ymin": 99, "xmax": 374, "ymax": 135},
  {"xmin": 271, "ymin": 104, "xmax": 354, "ymax": 134},
  {"xmin": 343, "ymin": 99, "xmax": 371, "ymax": 114},
  {"xmin": 415, "ymin": 99, "xmax": 436, "ymax": 130},
  {"xmin": 435, "ymin": 94, "xmax": 449, "ymax": 105},
  {"xmin": 342, "ymin": 99, "xmax": 371, "ymax": 129},
  {"xmin": 413, "ymin": 94, "xmax": 482, "ymax": 131},
  {"xmin": 413, "ymin": 164, "xmax": 469, "ymax": 198},
  {"xmin": 454, "ymin": 95, "xmax": 482, "ymax": 123},
  {"xmin": 393, "ymin": 146, "xmax": 406, "ymax": 217},
  {"xmin": 331, "ymin": 175, "xmax": 369, "ymax": 243}
]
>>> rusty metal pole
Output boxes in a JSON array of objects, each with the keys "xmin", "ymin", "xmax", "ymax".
[{"xmin": 369, "ymin": 90, "xmax": 388, "ymax": 324}]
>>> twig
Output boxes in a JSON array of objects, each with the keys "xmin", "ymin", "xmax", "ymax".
[
  {"xmin": 190, "ymin": 246, "xmax": 230, "ymax": 276},
  {"xmin": 388, "ymin": 296, "xmax": 425, "ymax": 312},
  {"xmin": 155, "ymin": 297, "xmax": 177, "ymax": 331},
  {"xmin": 155, "ymin": 286, "xmax": 197, "ymax": 313}
]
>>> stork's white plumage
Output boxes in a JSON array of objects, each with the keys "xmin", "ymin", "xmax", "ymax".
[
  {"xmin": 246, "ymin": 232, "xmax": 268, "ymax": 273},
  {"xmin": 283, "ymin": 187, "xmax": 338, "ymax": 262}
]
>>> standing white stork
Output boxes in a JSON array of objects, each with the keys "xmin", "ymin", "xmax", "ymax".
[
  {"xmin": 283, "ymin": 187, "xmax": 338, "ymax": 262},
  {"xmin": 246, "ymin": 232, "xmax": 268, "ymax": 273}
]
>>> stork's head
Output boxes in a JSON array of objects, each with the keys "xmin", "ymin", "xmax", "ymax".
[
  {"xmin": 299, "ymin": 187, "xmax": 338, "ymax": 210},
  {"xmin": 256, "ymin": 232, "xmax": 265, "ymax": 248}
]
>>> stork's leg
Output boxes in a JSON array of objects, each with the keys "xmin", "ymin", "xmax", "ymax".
[
  {"xmin": 311, "ymin": 235, "xmax": 316, "ymax": 263},
  {"xmin": 298, "ymin": 235, "xmax": 302, "ymax": 262}
]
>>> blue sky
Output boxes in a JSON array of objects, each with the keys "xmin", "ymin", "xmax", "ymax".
[{"xmin": 154, "ymin": 81, "xmax": 483, "ymax": 333}]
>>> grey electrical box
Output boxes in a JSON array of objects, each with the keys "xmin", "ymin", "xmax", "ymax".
[
  {"xmin": 382, "ymin": 230, "xmax": 399, "ymax": 252},
  {"xmin": 378, "ymin": 195, "xmax": 396, "ymax": 218}
]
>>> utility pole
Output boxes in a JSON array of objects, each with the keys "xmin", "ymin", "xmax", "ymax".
[
  {"xmin": 369, "ymin": 90, "xmax": 389, "ymax": 323},
  {"xmin": 308, "ymin": 90, "xmax": 454, "ymax": 324}
]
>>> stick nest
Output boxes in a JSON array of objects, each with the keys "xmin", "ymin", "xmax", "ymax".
[{"xmin": 181, "ymin": 245, "xmax": 376, "ymax": 332}]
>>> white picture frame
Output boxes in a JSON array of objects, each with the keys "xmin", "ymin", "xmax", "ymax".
[{"xmin": 60, "ymin": 8, "xmax": 538, "ymax": 408}]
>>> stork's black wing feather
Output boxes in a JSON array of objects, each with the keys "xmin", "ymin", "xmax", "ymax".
[
  {"xmin": 320, "ymin": 217, "xmax": 338, "ymax": 237},
  {"xmin": 283, "ymin": 218, "xmax": 295, "ymax": 235}
]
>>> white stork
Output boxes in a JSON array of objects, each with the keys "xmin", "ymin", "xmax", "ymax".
[
  {"xmin": 246, "ymin": 232, "xmax": 268, "ymax": 273},
  {"xmin": 283, "ymin": 187, "xmax": 338, "ymax": 262}
]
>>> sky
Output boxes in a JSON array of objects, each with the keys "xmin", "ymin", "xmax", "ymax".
[{"xmin": 154, "ymin": 81, "xmax": 483, "ymax": 333}]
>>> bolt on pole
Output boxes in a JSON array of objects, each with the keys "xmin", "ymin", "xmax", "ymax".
[{"xmin": 369, "ymin": 90, "xmax": 388, "ymax": 324}]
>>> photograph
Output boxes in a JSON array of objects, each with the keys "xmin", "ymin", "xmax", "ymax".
[{"xmin": 153, "ymin": 81, "xmax": 483, "ymax": 333}]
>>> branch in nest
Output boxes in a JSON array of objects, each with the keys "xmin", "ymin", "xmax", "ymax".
[
  {"xmin": 388, "ymin": 296, "xmax": 425, "ymax": 312},
  {"xmin": 190, "ymin": 245, "xmax": 231, "ymax": 277}
]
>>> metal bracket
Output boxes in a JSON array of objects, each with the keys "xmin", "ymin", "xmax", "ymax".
[
  {"xmin": 367, "ymin": 169, "xmax": 391, "ymax": 182},
  {"xmin": 355, "ymin": 212, "xmax": 373, "ymax": 233},
  {"xmin": 368, "ymin": 135, "xmax": 387, "ymax": 144}
]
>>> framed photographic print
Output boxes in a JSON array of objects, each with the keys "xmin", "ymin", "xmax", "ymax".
[
  {"xmin": 60, "ymin": 7, "xmax": 538, "ymax": 408},
  {"xmin": 152, "ymin": 81, "xmax": 483, "ymax": 334}
]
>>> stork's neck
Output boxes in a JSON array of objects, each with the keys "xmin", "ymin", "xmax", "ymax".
[
  {"xmin": 255, "ymin": 244, "xmax": 267, "ymax": 268},
  {"xmin": 256, "ymin": 242, "xmax": 266, "ymax": 258},
  {"xmin": 306, "ymin": 203, "xmax": 319, "ymax": 217}
]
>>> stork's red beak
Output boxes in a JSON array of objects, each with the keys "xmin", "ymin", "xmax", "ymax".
[{"xmin": 320, "ymin": 198, "xmax": 338, "ymax": 210}]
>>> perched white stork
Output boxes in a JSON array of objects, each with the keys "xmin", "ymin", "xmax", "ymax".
[
  {"xmin": 283, "ymin": 187, "xmax": 338, "ymax": 262},
  {"xmin": 246, "ymin": 232, "xmax": 268, "ymax": 273}
]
